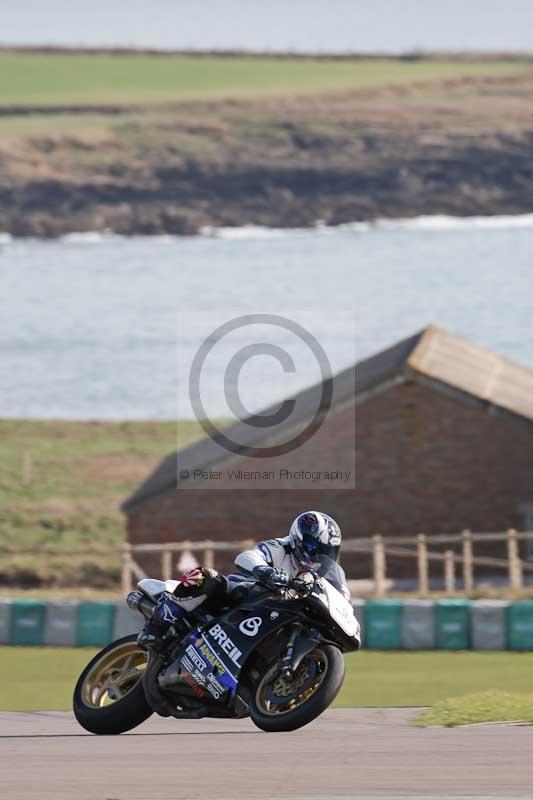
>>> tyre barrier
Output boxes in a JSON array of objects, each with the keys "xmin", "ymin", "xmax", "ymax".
[
  {"xmin": 1, "ymin": 598, "xmax": 533, "ymax": 649},
  {"xmin": 0, "ymin": 600, "xmax": 141, "ymax": 647}
]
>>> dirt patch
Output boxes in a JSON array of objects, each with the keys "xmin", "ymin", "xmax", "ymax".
[
  {"xmin": 12, "ymin": 496, "xmax": 119, "ymax": 517},
  {"xmin": 77, "ymin": 453, "xmax": 162, "ymax": 484}
]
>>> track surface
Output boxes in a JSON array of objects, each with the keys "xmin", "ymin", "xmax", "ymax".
[{"xmin": 0, "ymin": 708, "xmax": 531, "ymax": 799}]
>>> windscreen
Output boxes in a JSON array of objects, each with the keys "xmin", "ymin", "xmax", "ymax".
[{"xmin": 316, "ymin": 555, "xmax": 347, "ymax": 594}]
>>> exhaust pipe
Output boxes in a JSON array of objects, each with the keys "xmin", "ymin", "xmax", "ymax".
[{"xmin": 127, "ymin": 591, "xmax": 155, "ymax": 619}]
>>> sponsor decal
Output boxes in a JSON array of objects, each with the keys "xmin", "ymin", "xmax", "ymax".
[
  {"xmin": 181, "ymin": 655, "xmax": 194, "ymax": 673},
  {"xmin": 182, "ymin": 671, "xmax": 205, "ymax": 698},
  {"xmin": 208, "ymin": 624, "xmax": 243, "ymax": 667},
  {"xmin": 206, "ymin": 683, "xmax": 221, "ymax": 700},
  {"xmin": 186, "ymin": 644, "xmax": 207, "ymax": 671},
  {"xmin": 238, "ymin": 616, "xmax": 263, "ymax": 637},
  {"xmin": 207, "ymin": 672, "xmax": 225, "ymax": 694},
  {"xmin": 198, "ymin": 642, "xmax": 226, "ymax": 674},
  {"xmin": 162, "ymin": 603, "xmax": 179, "ymax": 623},
  {"xmin": 270, "ymin": 611, "xmax": 279, "ymax": 621},
  {"xmin": 191, "ymin": 667, "xmax": 207, "ymax": 685}
]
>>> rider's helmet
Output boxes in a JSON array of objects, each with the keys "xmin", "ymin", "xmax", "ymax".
[{"xmin": 288, "ymin": 511, "xmax": 342, "ymax": 563}]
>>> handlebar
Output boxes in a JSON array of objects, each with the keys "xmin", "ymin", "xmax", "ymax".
[{"xmin": 268, "ymin": 572, "xmax": 316, "ymax": 597}]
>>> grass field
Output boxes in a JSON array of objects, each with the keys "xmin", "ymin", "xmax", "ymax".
[
  {"xmin": 0, "ymin": 53, "xmax": 530, "ymax": 107},
  {"xmin": 416, "ymin": 690, "xmax": 533, "ymax": 726},
  {"xmin": 0, "ymin": 420, "xmax": 205, "ymax": 586},
  {"xmin": 2, "ymin": 648, "xmax": 533, "ymax": 713}
]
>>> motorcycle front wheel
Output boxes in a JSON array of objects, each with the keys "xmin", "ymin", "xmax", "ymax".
[
  {"xmin": 250, "ymin": 644, "xmax": 345, "ymax": 732},
  {"xmin": 73, "ymin": 635, "xmax": 153, "ymax": 734}
]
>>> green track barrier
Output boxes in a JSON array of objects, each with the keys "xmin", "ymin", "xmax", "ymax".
[
  {"xmin": 76, "ymin": 602, "xmax": 116, "ymax": 647},
  {"xmin": 1, "ymin": 598, "xmax": 532, "ymax": 651},
  {"xmin": 435, "ymin": 599, "xmax": 470, "ymax": 649},
  {"xmin": 10, "ymin": 599, "xmax": 46, "ymax": 645},
  {"xmin": 507, "ymin": 601, "xmax": 533, "ymax": 650},
  {"xmin": 364, "ymin": 599, "xmax": 402, "ymax": 649},
  {"xmin": 0, "ymin": 599, "xmax": 11, "ymax": 644}
]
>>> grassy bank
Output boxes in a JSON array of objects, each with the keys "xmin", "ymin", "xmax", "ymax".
[
  {"xmin": 0, "ymin": 420, "xmax": 204, "ymax": 587},
  {"xmin": 416, "ymin": 690, "xmax": 533, "ymax": 726},
  {"xmin": 0, "ymin": 53, "xmax": 527, "ymax": 108},
  {"xmin": 1, "ymin": 648, "xmax": 532, "ymax": 712}
]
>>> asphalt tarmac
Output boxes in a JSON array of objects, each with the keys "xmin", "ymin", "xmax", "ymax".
[{"xmin": 0, "ymin": 708, "xmax": 530, "ymax": 800}]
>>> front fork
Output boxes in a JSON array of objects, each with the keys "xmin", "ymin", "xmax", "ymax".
[{"xmin": 279, "ymin": 624, "xmax": 320, "ymax": 679}]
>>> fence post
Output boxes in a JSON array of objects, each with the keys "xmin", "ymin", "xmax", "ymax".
[
  {"xmin": 462, "ymin": 529, "xmax": 473, "ymax": 593},
  {"xmin": 373, "ymin": 535, "xmax": 386, "ymax": 598},
  {"xmin": 203, "ymin": 541, "xmax": 215, "ymax": 571},
  {"xmin": 161, "ymin": 545, "xmax": 172, "ymax": 581},
  {"xmin": 444, "ymin": 550, "xmax": 455, "ymax": 595},
  {"xmin": 417, "ymin": 534, "xmax": 429, "ymax": 596},
  {"xmin": 121, "ymin": 543, "xmax": 133, "ymax": 595},
  {"xmin": 517, "ymin": 556, "xmax": 524, "ymax": 589},
  {"xmin": 507, "ymin": 528, "xmax": 523, "ymax": 591}
]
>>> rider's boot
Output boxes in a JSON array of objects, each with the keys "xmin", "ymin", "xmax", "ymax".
[{"xmin": 137, "ymin": 594, "xmax": 186, "ymax": 651}]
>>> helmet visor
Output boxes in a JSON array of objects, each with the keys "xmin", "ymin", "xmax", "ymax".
[{"xmin": 298, "ymin": 514, "xmax": 320, "ymax": 556}]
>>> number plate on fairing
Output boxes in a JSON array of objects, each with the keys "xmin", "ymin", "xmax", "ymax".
[{"xmin": 320, "ymin": 581, "xmax": 360, "ymax": 639}]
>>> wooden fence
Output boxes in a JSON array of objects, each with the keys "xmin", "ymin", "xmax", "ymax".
[
  {"xmin": 119, "ymin": 529, "xmax": 533, "ymax": 597},
  {"xmin": 2, "ymin": 530, "xmax": 532, "ymax": 597},
  {"xmin": 349, "ymin": 529, "xmax": 529, "ymax": 598}
]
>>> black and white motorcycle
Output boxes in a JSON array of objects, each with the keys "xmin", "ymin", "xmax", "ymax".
[{"xmin": 73, "ymin": 557, "xmax": 361, "ymax": 734}]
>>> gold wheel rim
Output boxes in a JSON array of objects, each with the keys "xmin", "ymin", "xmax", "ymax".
[
  {"xmin": 255, "ymin": 649, "xmax": 328, "ymax": 716},
  {"xmin": 81, "ymin": 642, "xmax": 148, "ymax": 709}
]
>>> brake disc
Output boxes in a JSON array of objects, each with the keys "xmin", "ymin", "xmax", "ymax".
[{"xmin": 266, "ymin": 660, "xmax": 318, "ymax": 703}]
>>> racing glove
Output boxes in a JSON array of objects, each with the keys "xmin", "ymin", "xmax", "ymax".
[
  {"xmin": 252, "ymin": 565, "xmax": 289, "ymax": 591},
  {"xmin": 291, "ymin": 571, "xmax": 315, "ymax": 597}
]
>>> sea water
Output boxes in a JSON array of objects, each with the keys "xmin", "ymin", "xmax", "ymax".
[{"xmin": 1, "ymin": 214, "xmax": 532, "ymax": 420}]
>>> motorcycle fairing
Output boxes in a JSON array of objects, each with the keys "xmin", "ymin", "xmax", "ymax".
[
  {"xmin": 179, "ymin": 630, "xmax": 239, "ymax": 700},
  {"xmin": 176, "ymin": 602, "xmax": 298, "ymax": 699},
  {"xmin": 316, "ymin": 580, "xmax": 360, "ymax": 639}
]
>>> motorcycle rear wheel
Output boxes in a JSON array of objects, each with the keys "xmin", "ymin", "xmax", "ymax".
[
  {"xmin": 250, "ymin": 644, "xmax": 345, "ymax": 732},
  {"xmin": 73, "ymin": 635, "xmax": 153, "ymax": 734}
]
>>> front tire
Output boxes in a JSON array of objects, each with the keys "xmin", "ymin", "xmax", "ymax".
[
  {"xmin": 73, "ymin": 635, "xmax": 153, "ymax": 734},
  {"xmin": 250, "ymin": 644, "xmax": 345, "ymax": 732}
]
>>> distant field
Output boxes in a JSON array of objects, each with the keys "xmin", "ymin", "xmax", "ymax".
[
  {"xmin": 0, "ymin": 420, "xmax": 206, "ymax": 587},
  {"xmin": 2, "ymin": 648, "xmax": 533, "ymax": 712},
  {"xmin": 0, "ymin": 53, "xmax": 529, "ymax": 107}
]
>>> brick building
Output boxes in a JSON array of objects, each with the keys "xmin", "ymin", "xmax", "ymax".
[{"xmin": 123, "ymin": 325, "xmax": 533, "ymax": 578}]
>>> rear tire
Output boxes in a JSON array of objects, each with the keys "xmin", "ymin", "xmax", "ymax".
[
  {"xmin": 73, "ymin": 635, "xmax": 153, "ymax": 735},
  {"xmin": 250, "ymin": 644, "xmax": 345, "ymax": 732}
]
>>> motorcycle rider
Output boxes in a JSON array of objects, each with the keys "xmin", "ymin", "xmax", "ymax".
[
  {"xmin": 137, "ymin": 511, "xmax": 349, "ymax": 650},
  {"xmin": 232, "ymin": 510, "xmax": 349, "ymax": 598}
]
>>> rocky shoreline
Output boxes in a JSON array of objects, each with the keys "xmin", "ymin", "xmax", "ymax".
[{"xmin": 1, "ymin": 72, "xmax": 533, "ymax": 237}]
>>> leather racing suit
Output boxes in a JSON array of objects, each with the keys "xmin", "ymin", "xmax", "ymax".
[{"xmin": 231, "ymin": 536, "xmax": 351, "ymax": 601}]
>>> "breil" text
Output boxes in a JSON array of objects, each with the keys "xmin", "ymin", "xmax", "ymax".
[{"xmin": 208, "ymin": 624, "xmax": 243, "ymax": 667}]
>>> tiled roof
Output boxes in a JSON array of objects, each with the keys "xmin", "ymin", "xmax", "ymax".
[{"xmin": 123, "ymin": 325, "xmax": 533, "ymax": 511}]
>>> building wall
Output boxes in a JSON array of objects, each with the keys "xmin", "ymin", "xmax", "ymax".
[
  {"xmin": 356, "ymin": 380, "xmax": 533, "ymax": 535},
  {"xmin": 126, "ymin": 379, "xmax": 533, "ymax": 578}
]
